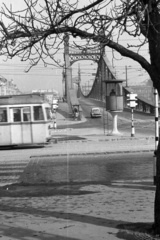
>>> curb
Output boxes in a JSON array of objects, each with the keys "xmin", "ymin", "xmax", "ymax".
[
  {"xmin": 30, "ymin": 149, "xmax": 154, "ymax": 158},
  {"xmin": 49, "ymin": 137, "xmax": 154, "ymax": 144}
]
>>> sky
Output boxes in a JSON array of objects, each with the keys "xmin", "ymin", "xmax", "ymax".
[
  {"xmin": 0, "ymin": 45, "xmax": 150, "ymax": 96},
  {"xmin": 0, "ymin": 57, "xmax": 63, "ymax": 94},
  {"xmin": 0, "ymin": 0, "xmax": 151, "ymax": 96},
  {"xmin": 0, "ymin": 0, "xmax": 64, "ymax": 94}
]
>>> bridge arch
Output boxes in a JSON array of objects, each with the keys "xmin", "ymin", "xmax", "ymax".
[{"xmin": 69, "ymin": 47, "xmax": 101, "ymax": 66}]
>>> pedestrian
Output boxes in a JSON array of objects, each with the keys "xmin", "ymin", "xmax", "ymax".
[{"xmin": 110, "ymin": 89, "xmax": 116, "ymax": 96}]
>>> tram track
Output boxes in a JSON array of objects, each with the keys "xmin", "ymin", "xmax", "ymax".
[{"xmin": 0, "ymin": 161, "xmax": 29, "ymax": 186}]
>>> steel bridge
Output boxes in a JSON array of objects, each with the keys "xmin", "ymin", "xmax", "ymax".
[{"xmin": 63, "ymin": 34, "xmax": 155, "ymax": 118}]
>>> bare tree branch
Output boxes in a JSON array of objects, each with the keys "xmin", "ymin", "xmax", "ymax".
[{"xmin": 0, "ymin": 0, "xmax": 159, "ymax": 83}]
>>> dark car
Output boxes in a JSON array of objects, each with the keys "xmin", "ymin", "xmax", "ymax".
[{"xmin": 90, "ymin": 107, "xmax": 102, "ymax": 118}]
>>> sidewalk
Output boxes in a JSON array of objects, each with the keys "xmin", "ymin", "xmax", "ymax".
[
  {"xmin": 0, "ymin": 182, "xmax": 156, "ymax": 240},
  {"xmin": 0, "ymin": 103, "xmax": 157, "ymax": 240}
]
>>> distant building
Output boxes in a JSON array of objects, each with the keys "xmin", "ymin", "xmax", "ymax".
[
  {"xmin": 32, "ymin": 89, "xmax": 59, "ymax": 104},
  {"xmin": 0, "ymin": 77, "xmax": 21, "ymax": 95}
]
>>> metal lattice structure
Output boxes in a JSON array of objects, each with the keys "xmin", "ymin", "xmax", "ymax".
[
  {"xmin": 64, "ymin": 34, "xmax": 155, "ymax": 116},
  {"xmin": 69, "ymin": 47, "xmax": 101, "ymax": 65}
]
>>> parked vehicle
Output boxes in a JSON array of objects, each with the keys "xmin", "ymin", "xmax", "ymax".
[
  {"xmin": 0, "ymin": 93, "xmax": 52, "ymax": 146},
  {"xmin": 90, "ymin": 107, "xmax": 102, "ymax": 118}
]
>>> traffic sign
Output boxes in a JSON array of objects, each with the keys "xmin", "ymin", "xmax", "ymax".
[{"xmin": 127, "ymin": 93, "xmax": 138, "ymax": 108}]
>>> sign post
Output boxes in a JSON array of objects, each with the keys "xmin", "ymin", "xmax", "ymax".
[
  {"xmin": 127, "ymin": 93, "xmax": 138, "ymax": 137},
  {"xmin": 131, "ymin": 107, "xmax": 135, "ymax": 137}
]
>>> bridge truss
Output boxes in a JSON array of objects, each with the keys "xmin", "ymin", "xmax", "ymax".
[{"xmin": 64, "ymin": 35, "xmax": 155, "ymax": 116}]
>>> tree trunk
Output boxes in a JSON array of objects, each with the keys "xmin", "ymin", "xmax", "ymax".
[{"xmin": 148, "ymin": 6, "xmax": 160, "ymax": 234}]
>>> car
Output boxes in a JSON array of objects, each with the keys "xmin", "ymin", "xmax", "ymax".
[{"xmin": 90, "ymin": 107, "xmax": 102, "ymax": 118}]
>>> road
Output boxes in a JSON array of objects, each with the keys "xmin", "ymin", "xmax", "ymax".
[
  {"xmin": 0, "ymin": 151, "xmax": 155, "ymax": 197},
  {"xmin": 18, "ymin": 152, "xmax": 154, "ymax": 187},
  {"xmin": 58, "ymin": 97, "xmax": 154, "ymax": 136},
  {"xmin": 78, "ymin": 97, "xmax": 155, "ymax": 136},
  {"xmin": 0, "ymin": 98, "xmax": 155, "ymax": 189}
]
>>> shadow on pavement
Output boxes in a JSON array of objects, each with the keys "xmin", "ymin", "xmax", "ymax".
[
  {"xmin": 0, "ymin": 203, "xmax": 133, "ymax": 229},
  {"xmin": 51, "ymin": 136, "xmax": 86, "ymax": 142},
  {"xmin": 0, "ymin": 144, "xmax": 45, "ymax": 151},
  {"xmin": 0, "ymin": 181, "xmax": 155, "ymax": 197},
  {"xmin": 0, "ymin": 183, "xmax": 99, "ymax": 198},
  {"xmin": 117, "ymin": 222, "xmax": 156, "ymax": 240},
  {"xmin": 0, "ymin": 202, "xmax": 155, "ymax": 240},
  {"xmin": 0, "ymin": 224, "xmax": 80, "ymax": 240}
]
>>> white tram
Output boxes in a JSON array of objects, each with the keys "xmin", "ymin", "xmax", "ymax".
[{"xmin": 0, "ymin": 93, "xmax": 52, "ymax": 146}]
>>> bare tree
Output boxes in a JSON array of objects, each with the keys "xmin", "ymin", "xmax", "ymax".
[{"xmin": 0, "ymin": 0, "xmax": 160, "ymax": 234}]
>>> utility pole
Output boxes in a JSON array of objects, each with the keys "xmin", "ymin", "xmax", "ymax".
[
  {"xmin": 125, "ymin": 66, "xmax": 128, "ymax": 87},
  {"xmin": 77, "ymin": 64, "xmax": 81, "ymax": 98},
  {"xmin": 63, "ymin": 34, "xmax": 72, "ymax": 103}
]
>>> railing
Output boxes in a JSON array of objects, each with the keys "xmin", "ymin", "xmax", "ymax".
[
  {"xmin": 80, "ymin": 54, "xmax": 156, "ymax": 115},
  {"xmin": 80, "ymin": 85, "xmax": 156, "ymax": 115}
]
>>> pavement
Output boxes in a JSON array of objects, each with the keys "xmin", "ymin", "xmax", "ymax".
[{"xmin": 0, "ymin": 102, "xmax": 158, "ymax": 240}]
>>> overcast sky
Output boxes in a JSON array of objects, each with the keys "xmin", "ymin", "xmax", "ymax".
[
  {"xmin": 0, "ymin": 0, "xmax": 151, "ymax": 96},
  {"xmin": 0, "ymin": 47, "xmax": 150, "ymax": 96}
]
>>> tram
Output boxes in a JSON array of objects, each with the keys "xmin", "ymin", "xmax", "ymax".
[{"xmin": 0, "ymin": 93, "xmax": 52, "ymax": 146}]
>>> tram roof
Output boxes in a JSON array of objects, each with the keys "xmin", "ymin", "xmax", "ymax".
[{"xmin": 0, "ymin": 93, "xmax": 49, "ymax": 105}]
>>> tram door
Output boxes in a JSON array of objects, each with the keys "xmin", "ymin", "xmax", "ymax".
[{"xmin": 10, "ymin": 107, "xmax": 32, "ymax": 144}]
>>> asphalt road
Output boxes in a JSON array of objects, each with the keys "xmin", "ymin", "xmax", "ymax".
[
  {"xmin": 77, "ymin": 97, "xmax": 155, "ymax": 136},
  {"xmin": 57, "ymin": 98, "xmax": 155, "ymax": 137}
]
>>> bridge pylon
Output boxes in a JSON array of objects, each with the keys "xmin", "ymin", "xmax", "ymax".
[{"xmin": 63, "ymin": 34, "xmax": 104, "ymax": 117}]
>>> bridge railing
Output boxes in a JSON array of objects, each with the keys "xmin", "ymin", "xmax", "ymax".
[
  {"xmin": 80, "ymin": 84, "xmax": 156, "ymax": 115},
  {"xmin": 77, "ymin": 54, "xmax": 157, "ymax": 115}
]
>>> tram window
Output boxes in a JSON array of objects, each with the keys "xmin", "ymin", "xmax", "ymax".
[
  {"xmin": 13, "ymin": 109, "xmax": 21, "ymax": 122},
  {"xmin": 45, "ymin": 108, "xmax": 51, "ymax": 120},
  {"xmin": 23, "ymin": 107, "xmax": 31, "ymax": 122},
  {"xmin": 33, "ymin": 106, "xmax": 44, "ymax": 121},
  {"xmin": 0, "ymin": 108, "xmax": 7, "ymax": 122}
]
